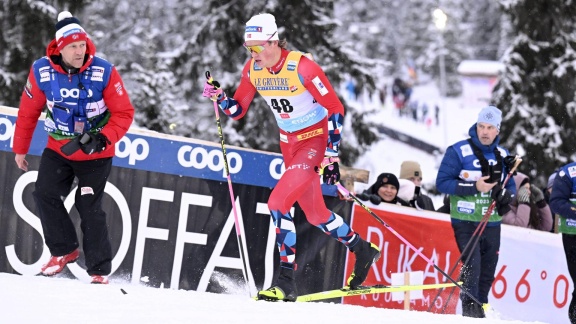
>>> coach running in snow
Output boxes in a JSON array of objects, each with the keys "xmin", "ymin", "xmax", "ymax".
[
  {"xmin": 203, "ymin": 13, "xmax": 380, "ymax": 302},
  {"xmin": 436, "ymin": 106, "xmax": 516, "ymax": 318},
  {"xmin": 13, "ymin": 11, "xmax": 134, "ymax": 284}
]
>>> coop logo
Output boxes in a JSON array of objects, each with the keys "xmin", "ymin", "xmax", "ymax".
[
  {"xmin": 269, "ymin": 158, "xmax": 285, "ymax": 180},
  {"xmin": 0, "ymin": 117, "xmax": 15, "ymax": 148},
  {"xmin": 115, "ymin": 137, "xmax": 149, "ymax": 165},
  {"xmin": 457, "ymin": 201, "xmax": 475, "ymax": 214},
  {"xmin": 177, "ymin": 145, "xmax": 243, "ymax": 177},
  {"xmin": 473, "ymin": 158, "xmax": 497, "ymax": 168},
  {"xmin": 60, "ymin": 88, "xmax": 93, "ymax": 99}
]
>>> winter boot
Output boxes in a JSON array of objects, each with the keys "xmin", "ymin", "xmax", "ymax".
[
  {"xmin": 462, "ymin": 301, "xmax": 486, "ymax": 318},
  {"xmin": 257, "ymin": 262, "xmax": 297, "ymax": 302},
  {"xmin": 347, "ymin": 239, "xmax": 381, "ymax": 289},
  {"xmin": 40, "ymin": 249, "xmax": 80, "ymax": 276}
]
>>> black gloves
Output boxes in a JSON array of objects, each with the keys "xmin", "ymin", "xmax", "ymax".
[
  {"xmin": 61, "ymin": 132, "xmax": 109, "ymax": 156},
  {"xmin": 80, "ymin": 132, "xmax": 110, "ymax": 155},
  {"xmin": 356, "ymin": 190, "xmax": 382, "ymax": 205},
  {"xmin": 316, "ymin": 157, "xmax": 340, "ymax": 185},
  {"xmin": 322, "ymin": 162, "xmax": 340, "ymax": 185},
  {"xmin": 491, "ymin": 184, "xmax": 513, "ymax": 216}
]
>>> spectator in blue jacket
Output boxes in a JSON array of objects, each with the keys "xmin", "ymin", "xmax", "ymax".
[
  {"xmin": 549, "ymin": 162, "xmax": 576, "ymax": 323},
  {"xmin": 436, "ymin": 105, "xmax": 516, "ymax": 318}
]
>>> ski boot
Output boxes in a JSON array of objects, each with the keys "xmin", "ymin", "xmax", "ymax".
[
  {"xmin": 347, "ymin": 238, "xmax": 381, "ymax": 289},
  {"xmin": 257, "ymin": 262, "xmax": 297, "ymax": 302}
]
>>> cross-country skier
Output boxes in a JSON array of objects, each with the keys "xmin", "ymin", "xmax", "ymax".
[{"xmin": 203, "ymin": 13, "xmax": 380, "ymax": 302}]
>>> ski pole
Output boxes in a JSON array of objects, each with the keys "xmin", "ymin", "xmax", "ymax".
[
  {"xmin": 335, "ymin": 182, "xmax": 483, "ymax": 307},
  {"xmin": 430, "ymin": 156, "xmax": 523, "ymax": 312},
  {"xmin": 204, "ymin": 71, "xmax": 252, "ymax": 296}
]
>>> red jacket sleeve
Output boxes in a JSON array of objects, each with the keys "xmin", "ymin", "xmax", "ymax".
[
  {"xmin": 230, "ymin": 60, "xmax": 257, "ymax": 120},
  {"xmin": 13, "ymin": 68, "xmax": 47, "ymax": 154},
  {"xmin": 298, "ymin": 56, "xmax": 345, "ymax": 117},
  {"xmin": 99, "ymin": 67, "xmax": 135, "ymax": 144}
]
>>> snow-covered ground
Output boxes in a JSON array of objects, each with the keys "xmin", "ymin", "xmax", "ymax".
[{"xmin": 0, "ymin": 273, "xmax": 546, "ymax": 324}]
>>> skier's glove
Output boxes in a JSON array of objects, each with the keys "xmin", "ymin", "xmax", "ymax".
[
  {"xmin": 80, "ymin": 132, "xmax": 110, "ymax": 155},
  {"xmin": 315, "ymin": 157, "xmax": 340, "ymax": 185},
  {"xmin": 202, "ymin": 76, "xmax": 223, "ymax": 102},
  {"xmin": 202, "ymin": 71, "xmax": 242, "ymax": 118}
]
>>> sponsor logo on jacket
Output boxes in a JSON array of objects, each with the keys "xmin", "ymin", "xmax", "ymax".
[{"xmin": 296, "ymin": 128, "xmax": 323, "ymax": 141}]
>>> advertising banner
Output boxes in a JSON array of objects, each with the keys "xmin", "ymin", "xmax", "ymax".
[
  {"xmin": 343, "ymin": 203, "xmax": 461, "ymax": 314},
  {"xmin": 343, "ymin": 202, "xmax": 570, "ymax": 323}
]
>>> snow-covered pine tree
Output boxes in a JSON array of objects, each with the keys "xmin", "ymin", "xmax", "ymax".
[
  {"xmin": 82, "ymin": 1, "xmax": 180, "ymax": 134},
  {"xmin": 493, "ymin": 0, "xmax": 576, "ymax": 186},
  {"xmin": 462, "ymin": 0, "xmax": 504, "ymax": 60},
  {"xmin": 128, "ymin": 38, "xmax": 179, "ymax": 134},
  {"xmin": 0, "ymin": 1, "xmax": 87, "ymax": 106}
]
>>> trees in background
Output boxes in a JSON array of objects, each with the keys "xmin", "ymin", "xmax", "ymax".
[
  {"xmin": 0, "ymin": 0, "xmax": 574, "ymax": 175},
  {"xmin": 0, "ymin": 1, "xmax": 87, "ymax": 105},
  {"xmin": 493, "ymin": 0, "xmax": 576, "ymax": 186}
]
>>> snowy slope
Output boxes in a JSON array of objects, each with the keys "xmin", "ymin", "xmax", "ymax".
[{"xmin": 0, "ymin": 273, "xmax": 547, "ymax": 324}]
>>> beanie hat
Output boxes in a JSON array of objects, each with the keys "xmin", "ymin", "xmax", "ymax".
[
  {"xmin": 244, "ymin": 13, "xmax": 279, "ymax": 41},
  {"xmin": 399, "ymin": 161, "xmax": 422, "ymax": 180},
  {"xmin": 477, "ymin": 105, "xmax": 502, "ymax": 131},
  {"xmin": 547, "ymin": 172, "xmax": 557, "ymax": 189},
  {"xmin": 372, "ymin": 173, "xmax": 400, "ymax": 194},
  {"xmin": 55, "ymin": 11, "xmax": 88, "ymax": 51}
]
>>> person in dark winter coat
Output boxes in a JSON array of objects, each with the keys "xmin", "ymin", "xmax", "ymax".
[
  {"xmin": 356, "ymin": 173, "xmax": 411, "ymax": 207},
  {"xmin": 399, "ymin": 160, "xmax": 435, "ymax": 211},
  {"xmin": 503, "ymin": 172, "xmax": 553, "ymax": 231},
  {"xmin": 549, "ymin": 162, "xmax": 576, "ymax": 323},
  {"xmin": 436, "ymin": 105, "xmax": 516, "ymax": 318}
]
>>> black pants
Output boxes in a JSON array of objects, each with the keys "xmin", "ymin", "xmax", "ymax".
[
  {"xmin": 562, "ymin": 234, "xmax": 576, "ymax": 324},
  {"xmin": 33, "ymin": 148, "xmax": 112, "ymax": 276},
  {"xmin": 452, "ymin": 221, "xmax": 500, "ymax": 305}
]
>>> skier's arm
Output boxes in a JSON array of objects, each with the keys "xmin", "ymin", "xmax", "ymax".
[
  {"xmin": 215, "ymin": 61, "xmax": 257, "ymax": 120},
  {"xmin": 298, "ymin": 56, "xmax": 344, "ymax": 156}
]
